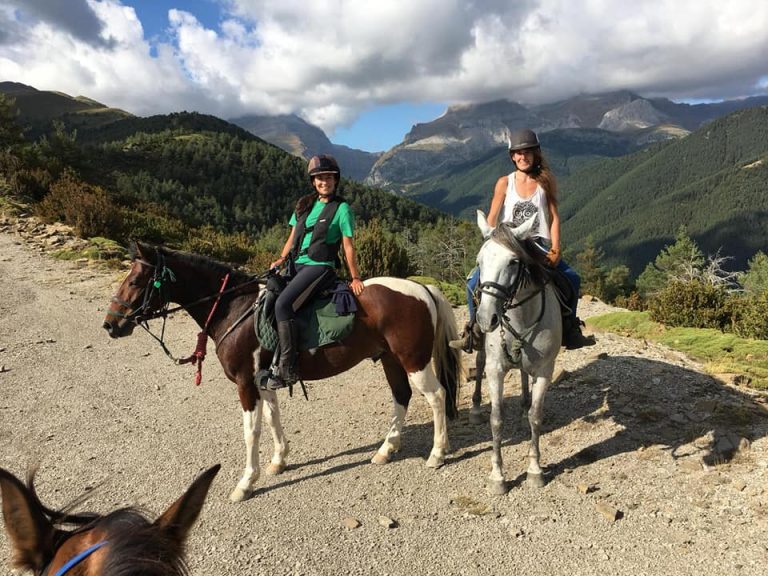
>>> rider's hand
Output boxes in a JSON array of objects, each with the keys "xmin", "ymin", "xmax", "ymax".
[
  {"xmin": 350, "ymin": 277, "xmax": 364, "ymax": 296},
  {"xmin": 546, "ymin": 248, "xmax": 561, "ymax": 266},
  {"xmin": 270, "ymin": 256, "xmax": 286, "ymax": 270}
]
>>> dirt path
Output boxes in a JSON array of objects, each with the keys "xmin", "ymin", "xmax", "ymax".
[{"xmin": 1, "ymin": 220, "xmax": 767, "ymax": 575}]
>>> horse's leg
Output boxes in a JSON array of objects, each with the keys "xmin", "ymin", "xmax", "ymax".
[
  {"xmin": 230, "ymin": 379, "xmax": 263, "ymax": 502},
  {"xmin": 261, "ymin": 389, "xmax": 290, "ymax": 475},
  {"xmin": 372, "ymin": 354, "xmax": 411, "ymax": 466},
  {"xmin": 486, "ymin": 360, "xmax": 508, "ymax": 495},
  {"xmin": 526, "ymin": 374, "xmax": 551, "ymax": 488},
  {"xmin": 405, "ymin": 358, "xmax": 451, "ymax": 469},
  {"xmin": 469, "ymin": 338, "xmax": 486, "ymax": 424},
  {"xmin": 520, "ymin": 370, "xmax": 531, "ymax": 430}
]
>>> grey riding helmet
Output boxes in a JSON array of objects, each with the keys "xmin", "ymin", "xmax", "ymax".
[
  {"xmin": 307, "ymin": 154, "xmax": 341, "ymax": 179},
  {"xmin": 507, "ymin": 128, "xmax": 540, "ymax": 151}
]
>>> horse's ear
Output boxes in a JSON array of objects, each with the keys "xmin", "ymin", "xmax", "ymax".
[
  {"xmin": 512, "ymin": 215, "xmax": 537, "ymax": 240},
  {"xmin": 134, "ymin": 241, "xmax": 153, "ymax": 261},
  {"xmin": 0, "ymin": 468, "xmax": 56, "ymax": 572},
  {"xmin": 476, "ymin": 210, "xmax": 493, "ymax": 239},
  {"xmin": 154, "ymin": 464, "xmax": 220, "ymax": 547}
]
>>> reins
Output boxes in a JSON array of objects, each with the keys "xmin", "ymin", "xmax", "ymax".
[{"xmin": 112, "ymin": 251, "xmax": 270, "ymax": 385}]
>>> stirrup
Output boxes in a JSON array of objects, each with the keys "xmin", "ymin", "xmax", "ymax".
[
  {"xmin": 262, "ymin": 367, "xmax": 299, "ymax": 390},
  {"xmin": 448, "ymin": 332, "xmax": 472, "ymax": 352}
]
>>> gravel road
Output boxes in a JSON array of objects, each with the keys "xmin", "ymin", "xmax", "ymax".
[{"xmin": 1, "ymin": 224, "xmax": 767, "ymax": 575}]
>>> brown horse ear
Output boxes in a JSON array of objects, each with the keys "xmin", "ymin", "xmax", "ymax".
[
  {"xmin": 0, "ymin": 468, "xmax": 56, "ymax": 572},
  {"xmin": 154, "ymin": 464, "xmax": 220, "ymax": 545},
  {"xmin": 134, "ymin": 240, "xmax": 151, "ymax": 259}
]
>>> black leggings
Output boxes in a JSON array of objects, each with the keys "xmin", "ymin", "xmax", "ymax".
[{"xmin": 274, "ymin": 264, "xmax": 335, "ymax": 322}]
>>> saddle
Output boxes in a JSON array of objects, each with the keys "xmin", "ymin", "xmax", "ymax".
[
  {"xmin": 255, "ymin": 278, "xmax": 356, "ymax": 353},
  {"xmin": 545, "ymin": 267, "xmax": 576, "ymax": 316}
]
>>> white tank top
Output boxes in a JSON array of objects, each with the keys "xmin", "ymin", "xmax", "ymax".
[{"xmin": 501, "ymin": 172, "xmax": 551, "ymax": 240}]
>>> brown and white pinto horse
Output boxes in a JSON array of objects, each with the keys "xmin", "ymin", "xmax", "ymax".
[
  {"xmin": 0, "ymin": 464, "xmax": 219, "ymax": 576},
  {"xmin": 102, "ymin": 243, "xmax": 462, "ymax": 501}
]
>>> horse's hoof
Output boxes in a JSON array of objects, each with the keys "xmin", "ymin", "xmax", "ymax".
[
  {"xmin": 526, "ymin": 473, "xmax": 546, "ymax": 488},
  {"xmin": 266, "ymin": 463, "xmax": 286, "ymax": 476},
  {"xmin": 371, "ymin": 453, "xmax": 391, "ymax": 465},
  {"xmin": 469, "ymin": 410, "xmax": 484, "ymax": 425},
  {"xmin": 425, "ymin": 454, "xmax": 445, "ymax": 469},
  {"xmin": 487, "ymin": 480, "xmax": 509, "ymax": 495},
  {"xmin": 229, "ymin": 486, "xmax": 254, "ymax": 502}
]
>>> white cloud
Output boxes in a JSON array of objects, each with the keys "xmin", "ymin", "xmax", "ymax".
[{"xmin": 0, "ymin": 0, "xmax": 767, "ymax": 134}]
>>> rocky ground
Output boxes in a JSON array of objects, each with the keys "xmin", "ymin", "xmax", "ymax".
[{"xmin": 1, "ymin": 215, "xmax": 767, "ymax": 575}]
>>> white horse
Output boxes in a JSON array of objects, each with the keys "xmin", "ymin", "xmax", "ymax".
[{"xmin": 474, "ymin": 210, "xmax": 562, "ymax": 494}]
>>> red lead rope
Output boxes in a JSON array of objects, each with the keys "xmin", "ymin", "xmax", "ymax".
[{"xmin": 178, "ymin": 273, "xmax": 230, "ymax": 386}]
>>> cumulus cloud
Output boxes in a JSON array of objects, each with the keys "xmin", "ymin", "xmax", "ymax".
[
  {"xmin": 0, "ymin": 0, "xmax": 767, "ymax": 135},
  {"xmin": 0, "ymin": 0, "xmax": 111, "ymax": 47}
]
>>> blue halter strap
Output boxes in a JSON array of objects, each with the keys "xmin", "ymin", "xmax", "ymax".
[{"xmin": 53, "ymin": 540, "xmax": 109, "ymax": 576}]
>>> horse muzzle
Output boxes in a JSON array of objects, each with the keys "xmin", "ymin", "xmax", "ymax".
[
  {"xmin": 476, "ymin": 305, "xmax": 500, "ymax": 333},
  {"xmin": 103, "ymin": 317, "xmax": 135, "ymax": 338}
]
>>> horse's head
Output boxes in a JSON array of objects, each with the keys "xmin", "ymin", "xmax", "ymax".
[
  {"xmin": 0, "ymin": 464, "xmax": 219, "ymax": 576},
  {"xmin": 103, "ymin": 242, "xmax": 175, "ymax": 338},
  {"xmin": 475, "ymin": 210, "xmax": 543, "ymax": 332}
]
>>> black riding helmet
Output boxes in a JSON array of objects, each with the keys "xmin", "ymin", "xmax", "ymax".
[
  {"xmin": 307, "ymin": 154, "xmax": 341, "ymax": 180},
  {"xmin": 507, "ymin": 128, "xmax": 540, "ymax": 151}
]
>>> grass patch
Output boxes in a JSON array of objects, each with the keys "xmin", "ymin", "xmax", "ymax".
[
  {"xmin": 52, "ymin": 236, "xmax": 128, "ymax": 269},
  {"xmin": 408, "ymin": 276, "xmax": 465, "ymax": 306},
  {"xmin": 588, "ymin": 311, "xmax": 768, "ymax": 391}
]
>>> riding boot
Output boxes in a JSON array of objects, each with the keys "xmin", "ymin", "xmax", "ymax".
[
  {"xmin": 562, "ymin": 316, "xmax": 596, "ymax": 350},
  {"xmin": 265, "ymin": 320, "xmax": 299, "ymax": 390},
  {"xmin": 449, "ymin": 321, "xmax": 483, "ymax": 353}
]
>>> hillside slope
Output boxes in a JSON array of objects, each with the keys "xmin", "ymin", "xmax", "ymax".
[{"xmin": 559, "ymin": 106, "xmax": 768, "ymax": 273}]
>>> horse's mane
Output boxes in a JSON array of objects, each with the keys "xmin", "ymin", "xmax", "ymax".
[
  {"xmin": 490, "ymin": 224, "xmax": 549, "ymax": 287},
  {"xmin": 132, "ymin": 242, "xmax": 254, "ymax": 284},
  {"xmin": 25, "ymin": 470, "xmax": 188, "ymax": 576},
  {"xmin": 98, "ymin": 509, "xmax": 189, "ymax": 576}
]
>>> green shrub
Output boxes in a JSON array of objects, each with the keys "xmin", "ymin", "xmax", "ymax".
[
  {"xmin": 181, "ymin": 226, "xmax": 256, "ymax": 264},
  {"xmin": 613, "ymin": 291, "xmax": 646, "ymax": 311},
  {"xmin": 120, "ymin": 203, "xmax": 187, "ymax": 245},
  {"xmin": 355, "ymin": 219, "xmax": 412, "ymax": 278},
  {"xmin": 647, "ymin": 280, "xmax": 729, "ymax": 329},
  {"xmin": 35, "ymin": 170, "xmax": 122, "ymax": 238},
  {"xmin": 727, "ymin": 291, "xmax": 768, "ymax": 340}
]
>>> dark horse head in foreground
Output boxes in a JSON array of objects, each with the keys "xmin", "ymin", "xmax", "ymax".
[
  {"xmin": 0, "ymin": 464, "xmax": 219, "ymax": 576},
  {"xmin": 102, "ymin": 243, "xmax": 462, "ymax": 501}
]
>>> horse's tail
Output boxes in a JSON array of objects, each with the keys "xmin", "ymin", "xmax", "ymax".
[{"xmin": 425, "ymin": 284, "xmax": 463, "ymax": 420}]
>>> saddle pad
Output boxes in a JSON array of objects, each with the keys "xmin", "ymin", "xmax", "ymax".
[{"xmin": 256, "ymin": 296, "xmax": 355, "ymax": 352}]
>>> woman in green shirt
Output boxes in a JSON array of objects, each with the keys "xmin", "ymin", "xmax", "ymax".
[{"xmin": 265, "ymin": 155, "xmax": 364, "ymax": 390}]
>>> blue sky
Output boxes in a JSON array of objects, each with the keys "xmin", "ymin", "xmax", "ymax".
[{"xmin": 1, "ymin": 1, "xmax": 767, "ymax": 152}]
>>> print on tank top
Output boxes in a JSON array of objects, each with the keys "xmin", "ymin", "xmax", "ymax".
[{"xmin": 511, "ymin": 200, "xmax": 540, "ymax": 230}]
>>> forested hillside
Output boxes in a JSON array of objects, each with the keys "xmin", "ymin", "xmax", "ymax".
[
  {"xmin": 76, "ymin": 112, "xmax": 439, "ymax": 237},
  {"xmin": 559, "ymin": 106, "xmax": 768, "ymax": 274},
  {"xmin": 0, "ymin": 99, "xmax": 451, "ymax": 274}
]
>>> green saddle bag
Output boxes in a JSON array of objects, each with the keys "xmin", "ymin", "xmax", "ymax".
[{"xmin": 255, "ymin": 293, "xmax": 355, "ymax": 352}]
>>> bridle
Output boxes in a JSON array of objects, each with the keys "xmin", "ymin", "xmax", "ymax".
[
  {"xmin": 106, "ymin": 249, "xmax": 267, "ymax": 383},
  {"xmin": 107, "ymin": 254, "xmax": 174, "ymax": 325},
  {"xmin": 477, "ymin": 239, "xmax": 548, "ymax": 366},
  {"xmin": 41, "ymin": 540, "xmax": 109, "ymax": 576}
]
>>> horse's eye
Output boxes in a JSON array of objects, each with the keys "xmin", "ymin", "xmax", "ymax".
[{"xmin": 128, "ymin": 280, "xmax": 140, "ymax": 287}]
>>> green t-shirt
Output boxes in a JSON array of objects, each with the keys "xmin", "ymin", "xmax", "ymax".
[{"xmin": 289, "ymin": 199, "xmax": 354, "ymax": 266}]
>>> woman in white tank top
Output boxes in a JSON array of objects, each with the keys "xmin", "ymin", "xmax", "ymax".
[{"xmin": 450, "ymin": 128, "xmax": 595, "ymax": 351}]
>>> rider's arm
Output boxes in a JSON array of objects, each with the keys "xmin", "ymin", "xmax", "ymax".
[
  {"xmin": 487, "ymin": 175, "xmax": 509, "ymax": 227},
  {"xmin": 270, "ymin": 227, "xmax": 295, "ymax": 269},
  {"xmin": 342, "ymin": 236, "xmax": 364, "ymax": 296},
  {"xmin": 546, "ymin": 197, "xmax": 562, "ymax": 265}
]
